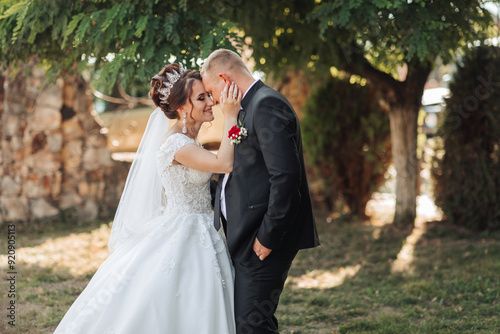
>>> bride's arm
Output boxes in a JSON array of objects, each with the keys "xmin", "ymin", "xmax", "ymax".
[{"xmin": 174, "ymin": 82, "xmax": 241, "ymax": 173}]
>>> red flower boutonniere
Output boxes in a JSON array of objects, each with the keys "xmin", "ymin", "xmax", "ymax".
[{"xmin": 228, "ymin": 120, "xmax": 248, "ymax": 145}]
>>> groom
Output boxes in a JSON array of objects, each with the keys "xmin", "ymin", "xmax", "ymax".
[{"xmin": 202, "ymin": 49, "xmax": 319, "ymax": 334}]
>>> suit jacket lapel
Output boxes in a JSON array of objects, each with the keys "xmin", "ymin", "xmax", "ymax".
[
  {"xmin": 238, "ymin": 80, "xmax": 264, "ymax": 124},
  {"xmin": 241, "ymin": 80, "xmax": 264, "ymax": 110},
  {"xmin": 238, "ymin": 108, "xmax": 246, "ymax": 123}
]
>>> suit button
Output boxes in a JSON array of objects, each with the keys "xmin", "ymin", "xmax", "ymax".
[
  {"xmin": 226, "ymin": 194, "xmax": 231, "ymax": 198},
  {"xmin": 249, "ymin": 205, "xmax": 254, "ymax": 209}
]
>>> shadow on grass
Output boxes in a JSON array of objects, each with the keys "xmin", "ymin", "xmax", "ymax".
[
  {"xmin": 3, "ymin": 208, "xmax": 499, "ymax": 333},
  {"xmin": 0, "ymin": 214, "xmax": 113, "ymax": 253},
  {"xmin": 289, "ymin": 209, "xmax": 412, "ymax": 280},
  {"xmin": 278, "ymin": 210, "xmax": 413, "ymax": 333},
  {"xmin": 278, "ymin": 213, "xmax": 500, "ymax": 333},
  {"xmin": 0, "ymin": 262, "xmax": 92, "ymax": 334}
]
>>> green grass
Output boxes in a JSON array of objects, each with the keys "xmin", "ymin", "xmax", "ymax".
[
  {"xmin": 0, "ymin": 218, "xmax": 110, "ymax": 333},
  {"xmin": 276, "ymin": 216, "xmax": 500, "ymax": 333},
  {"xmin": 1, "ymin": 213, "xmax": 499, "ymax": 333}
]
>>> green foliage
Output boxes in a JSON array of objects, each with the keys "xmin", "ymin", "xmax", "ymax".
[
  {"xmin": 302, "ymin": 75, "xmax": 392, "ymax": 217},
  {"xmin": 432, "ymin": 46, "xmax": 500, "ymax": 231},
  {"xmin": 0, "ymin": 0, "xmax": 240, "ymax": 91},
  {"xmin": 230, "ymin": 0, "xmax": 497, "ymax": 79},
  {"xmin": 229, "ymin": 0, "xmax": 498, "ymax": 225}
]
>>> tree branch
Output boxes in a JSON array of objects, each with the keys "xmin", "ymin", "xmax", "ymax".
[
  {"xmin": 336, "ymin": 42, "xmax": 404, "ymax": 101},
  {"xmin": 90, "ymin": 85, "xmax": 154, "ymax": 109}
]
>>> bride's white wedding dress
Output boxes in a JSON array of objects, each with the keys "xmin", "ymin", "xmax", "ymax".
[{"xmin": 54, "ymin": 133, "xmax": 236, "ymax": 334}]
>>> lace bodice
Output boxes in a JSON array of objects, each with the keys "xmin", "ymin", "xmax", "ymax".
[{"xmin": 156, "ymin": 133, "xmax": 213, "ymax": 215}]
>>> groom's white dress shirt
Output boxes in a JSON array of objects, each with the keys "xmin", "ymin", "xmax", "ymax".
[{"xmin": 220, "ymin": 79, "xmax": 258, "ymax": 219}]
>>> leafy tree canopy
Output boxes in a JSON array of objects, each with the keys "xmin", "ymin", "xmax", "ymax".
[
  {"xmin": 0, "ymin": 0, "xmax": 240, "ymax": 90},
  {"xmin": 231, "ymin": 0, "xmax": 498, "ymax": 81},
  {"xmin": 225, "ymin": 0, "xmax": 498, "ymax": 224}
]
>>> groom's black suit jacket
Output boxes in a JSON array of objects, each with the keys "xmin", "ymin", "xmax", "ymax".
[{"xmin": 214, "ymin": 80, "xmax": 319, "ymax": 264}]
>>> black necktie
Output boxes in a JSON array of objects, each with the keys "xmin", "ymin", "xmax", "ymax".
[
  {"xmin": 213, "ymin": 174, "xmax": 225, "ymax": 230},
  {"xmin": 214, "ymin": 107, "xmax": 243, "ymax": 231}
]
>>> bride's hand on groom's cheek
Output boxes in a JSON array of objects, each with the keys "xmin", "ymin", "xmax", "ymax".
[
  {"xmin": 253, "ymin": 237, "xmax": 272, "ymax": 261},
  {"xmin": 220, "ymin": 82, "xmax": 242, "ymax": 117}
]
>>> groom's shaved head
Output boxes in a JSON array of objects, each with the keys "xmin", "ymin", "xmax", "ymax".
[
  {"xmin": 201, "ymin": 49, "xmax": 252, "ymax": 80},
  {"xmin": 201, "ymin": 49, "xmax": 254, "ymax": 105}
]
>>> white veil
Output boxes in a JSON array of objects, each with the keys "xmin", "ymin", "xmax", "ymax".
[{"xmin": 108, "ymin": 107, "xmax": 170, "ymax": 254}]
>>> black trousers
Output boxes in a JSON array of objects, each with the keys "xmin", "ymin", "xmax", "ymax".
[{"xmin": 233, "ymin": 249, "xmax": 297, "ymax": 334}]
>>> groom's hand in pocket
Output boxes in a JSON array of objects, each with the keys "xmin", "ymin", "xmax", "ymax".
[{"xmin": 253, "ymin": 237, "xmax": 272, "ymax": 261}]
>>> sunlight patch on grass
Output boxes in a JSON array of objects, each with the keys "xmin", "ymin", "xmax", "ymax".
[
  {"xmin": 391, "ymin": 219, "xmax": 427, "ymax": 274},
  {"xmin": 1, "ymin": 205, "xmax": 498, "ymax": 333},
  {"xmin": 0, "ymin": 224, "xmax": 111, "ymax": 277},
  {"xmin": 391, "ymin": 195, "xmax": 442, "ymax": 274},
  {"xmin": 289, "ymin": 264, "xmax": 362, "ymax": 289}
]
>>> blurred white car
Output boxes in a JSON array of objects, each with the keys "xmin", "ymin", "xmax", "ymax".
[{"xmin": 421, "ymin": 87, "xmax": 450, "ymax": 137}]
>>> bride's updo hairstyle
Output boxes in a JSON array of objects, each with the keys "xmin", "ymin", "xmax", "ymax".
[{"xmin": 150, "ymin": 63, "xmax": 202, "ymax": 119}]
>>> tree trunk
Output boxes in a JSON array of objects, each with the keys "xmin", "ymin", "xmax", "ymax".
[
  {"xmin": 342, "ymin": 55, "xmax": 432, "ymax": 226},
  {"xmin": 388, "ymin": 62, "xmax": 432, "ymax": 226},
  {"xmin": 389, "ymin": 104, "xmax": 419, "ymax": 224}
]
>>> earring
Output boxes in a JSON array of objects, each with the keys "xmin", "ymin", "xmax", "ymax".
[{"xmin": 182, "ymin": 112, "xmax": 187, "ymax": 134}]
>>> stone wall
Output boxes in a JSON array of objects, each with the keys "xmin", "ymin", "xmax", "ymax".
[{"xmin": 1, "ymin": 61, "xmax": 128, "ymax": 223}]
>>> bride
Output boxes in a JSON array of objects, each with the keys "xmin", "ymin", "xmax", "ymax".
[{"xmin": 54, "ymin": 63, "xmax": 242, "ymax": 334}]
